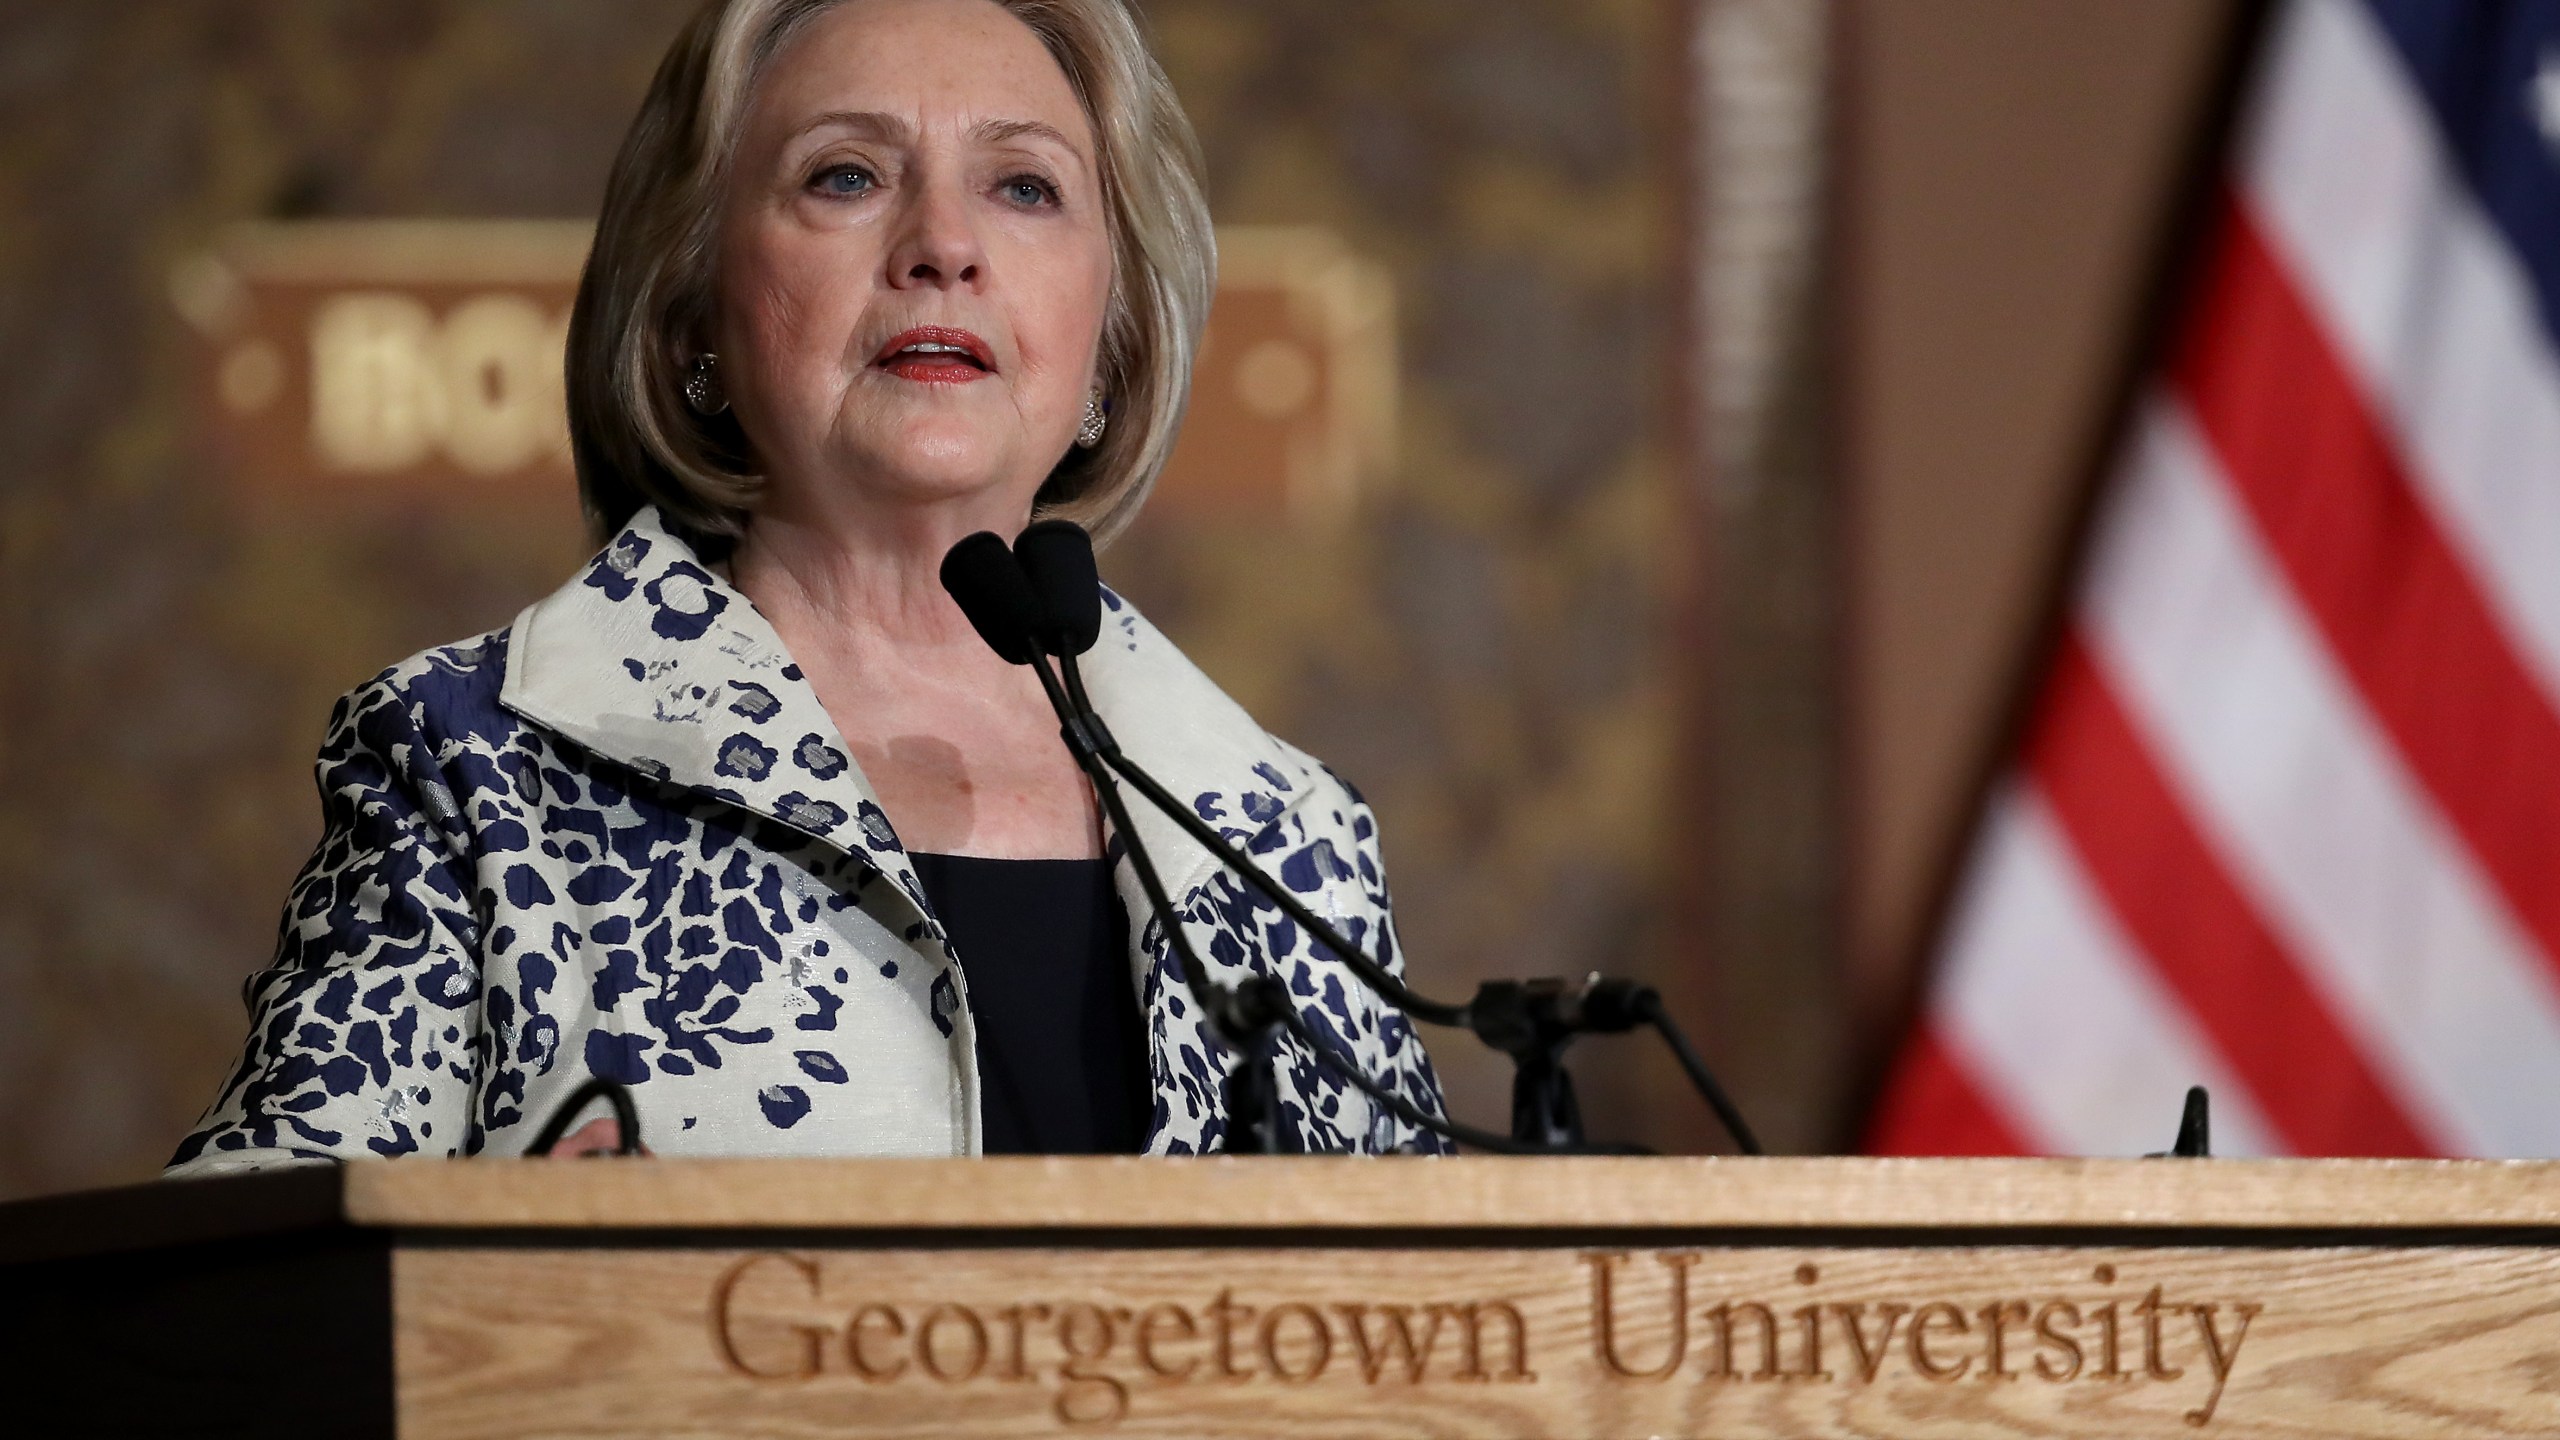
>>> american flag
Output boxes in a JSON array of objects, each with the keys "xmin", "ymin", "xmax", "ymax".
[{"xmin": 1870, "ymin": 0, "xmax": 2560, "ymax": 1158}]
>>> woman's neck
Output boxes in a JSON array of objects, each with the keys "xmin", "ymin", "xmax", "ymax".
[
  {"xmin": 729, "ymin": 487, "xmax": 1019, "ymax": 661},
  {"xmin": 724, "ymin": 487, "xmax": 1102, "ymax": 860}
]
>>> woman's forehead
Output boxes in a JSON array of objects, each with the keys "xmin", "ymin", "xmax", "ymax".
[{"xmin": 754, "ymin": 0, "xmax": 1092, "ymax": 151}]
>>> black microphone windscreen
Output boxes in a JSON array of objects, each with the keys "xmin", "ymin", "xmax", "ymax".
[
  {"xmin": 938, "ymin": 531, "xmax": 1044, "ymax": 665},
  {"xmin": 1013, "ymin": 519, "xmax": 1103, "ymax": 656}
]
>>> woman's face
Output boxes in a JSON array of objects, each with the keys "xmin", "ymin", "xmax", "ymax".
[{"xmin": 712, "ymin": 0, "xmax": 1114, "ymax": 524}]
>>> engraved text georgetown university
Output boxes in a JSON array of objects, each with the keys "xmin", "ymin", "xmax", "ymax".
[{"xmin": 709, "ymin": 1251, "xmax": 2260, "ymax": 1427}]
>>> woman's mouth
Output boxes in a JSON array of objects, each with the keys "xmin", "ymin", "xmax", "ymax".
[{"xmin": 873, "ymin": 327, "xmax": 996, "ymax": 384}]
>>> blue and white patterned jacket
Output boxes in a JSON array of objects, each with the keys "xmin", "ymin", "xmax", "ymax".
[{"xmin": 167, "ymin": 508, "xmax": 1450, "ymax": 1173}]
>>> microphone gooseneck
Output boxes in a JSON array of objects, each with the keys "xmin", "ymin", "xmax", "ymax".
[
  {"xmin": 1004, "ymin": 525, "xmax": 1762, "ymax": 1154},
  {"xmin": 949, "ymin": 525, "xmax": 1752, "ymax": 1155},
  {"xmin": 1010, "ymin": 530, "xmax": 1472, "ymax": 1031},
  {"xmin": 941, "ymin": 530, "xmax": 1301, "ymax": 1151}
]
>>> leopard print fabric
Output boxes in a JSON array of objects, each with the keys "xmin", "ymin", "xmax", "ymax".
[{"xmin": 167, "ymin": 509, "xmax": 1451, "ymax": 1172}]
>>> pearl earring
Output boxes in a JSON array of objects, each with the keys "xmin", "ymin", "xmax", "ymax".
[
  {"xmin": 1076, "ymin": 392, "xmax": 1108, "ymax": 449},
  {"xmin": 683, "ymin": 353, "xmax": 728, "ymax": 416}
]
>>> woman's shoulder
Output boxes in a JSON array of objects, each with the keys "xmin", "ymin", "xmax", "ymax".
[
  {"xmin": 311, "ymin": 630, "xmax": 554, "ymax": 836},
  {"xmin": 330, "ymin": 627, "xmax": 523, "ymax": 750}
]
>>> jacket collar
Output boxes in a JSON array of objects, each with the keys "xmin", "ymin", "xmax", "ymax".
[
  {"xmin": 498, "ymin": 508, "xmax": 1319, "ymax": 904},
  {"xmin": 1076, "ymin": 587, "xmax": 1322, "ymax": 895}
]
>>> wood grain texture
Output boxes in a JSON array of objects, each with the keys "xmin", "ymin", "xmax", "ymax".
[
  {"xmin": 395, "ymin": 1243, "xmax": 2560, "ymax": 1438},
  {"xmin": 342, "ymin": 1156, "xmax": 2560, "ymax": 1233},
  {"xmin": 15, "ymin": 1158, "xmax": 2560, "ymax": 1264},
  {"xmin": 15, "ymin": 1160, "xmax": 2560, "ymax": 1437}
]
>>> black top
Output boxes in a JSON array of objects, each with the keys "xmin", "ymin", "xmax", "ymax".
[{"xmin": 908, "ymin": 852, "xmax": 1150, "ymax": 1155}]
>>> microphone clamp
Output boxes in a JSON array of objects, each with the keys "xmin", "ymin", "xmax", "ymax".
[
  {"xmin": 1058, "ymin": 711, "xmax": 1120, "ymax": 763},
  {"xmin": 1465, "ymin": 975, "xmax": 1660, "ymax": 1148},
  {"xmin": 1466, "ymin": 974, "xmax": 1656, "ymax": 1052}
]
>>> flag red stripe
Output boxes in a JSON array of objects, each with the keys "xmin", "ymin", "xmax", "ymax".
[
  {"xmin": 2029, "ymin": 627, "xmax": 2438, "ymax": 1155},
  {"xmin": 1864, "ymin": 1025, "xmax": 2032, "ymax": 1156},
  {"xmin": 2175, "ymin": 191, "xmax": 2560, "ymax": 990}
]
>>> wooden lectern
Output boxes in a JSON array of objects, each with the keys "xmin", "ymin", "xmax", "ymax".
[{"xmin": 6, "ymin": 1157, "xmax": 2559, "ymax": 1437}]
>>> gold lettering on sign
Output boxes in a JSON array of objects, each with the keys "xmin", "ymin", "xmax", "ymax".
[
  {"xmin": 310, "ymin": 293, "xmax": 443, "ymax": 471},
  {"xmin": 439, "ymin": 294, "xmax": 565, "ymax": 474},
  {"xmin": 309, "ymin": 291, "xmax": 569, "ymax": 476}
]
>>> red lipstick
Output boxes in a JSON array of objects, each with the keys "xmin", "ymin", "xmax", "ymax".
[{"xmin": 873, "ymin": 326, "xmax": 996, "ymax": 384}]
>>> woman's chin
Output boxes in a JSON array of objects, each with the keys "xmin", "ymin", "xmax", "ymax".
[
  {"xmin": 821, "ymin": 447, "xmax": 1036, "ymax": 513},
  {"xmin": 812, "ymin": 410, "xmax": 1047, "ymax": 506}
]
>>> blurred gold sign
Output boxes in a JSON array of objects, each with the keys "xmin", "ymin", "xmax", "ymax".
[
  {"xmin": 175, "ymin": 222, "xmax": 585, "ymax": 502},
  {"xmin": 176, "ymin": 221, "xmax": 1393, "ymax": 522}
]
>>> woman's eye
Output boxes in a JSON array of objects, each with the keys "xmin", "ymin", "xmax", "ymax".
[
  {"xmin": 811, "ymin": 165, "xmax": 874, "ymax": 197},
  {"xmin": 999, "ymin": 175, "xmax": 1059, "ymax": 208}
]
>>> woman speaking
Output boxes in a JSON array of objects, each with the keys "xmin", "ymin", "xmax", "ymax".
[{"xmin": 168, "ymin": 0, "xmax": 1448, "ymax": 1170}]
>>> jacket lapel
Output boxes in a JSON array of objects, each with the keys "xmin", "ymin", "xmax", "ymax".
[
  {"xmin": 1078, "ymin": 587, "xmax": 1321, "ymax": 895},
  {"xmin": 498, "ymin": 510, "xmax": 1345, "ymax": 1154},
  {"xmin": 1078, "ymin": 588, "xmax": 1337, "ymax": 1151},
  {"xmin": 497, "ymin": 509, "xmax": 943, "ymax": 939}
]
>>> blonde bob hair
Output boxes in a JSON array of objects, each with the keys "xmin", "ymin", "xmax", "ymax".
[{"xmin": 566, "ymin": 0, "xmax": 1214, "ymax": 546}]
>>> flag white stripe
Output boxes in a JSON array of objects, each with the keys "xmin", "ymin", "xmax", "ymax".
[
  {"xmin": 1892, "ymin": 0, "xmax": 2560, "ymax": 1160},
  {"xmin": 2240, "ymin": 0, "xmax": 2560, "ymax": 710},
  {"xmin": 2081, "ymin": 398, "xmax": 2560, "ymax": 1157},
  {"xmin": 1937, "ymin": 784, "xmax": 2278, "ymax": 1158}
]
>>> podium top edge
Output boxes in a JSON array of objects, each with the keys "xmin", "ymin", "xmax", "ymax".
[{"xmin": 9, "ymin": 1157, "xmax": 2560, "ymax": 1265}]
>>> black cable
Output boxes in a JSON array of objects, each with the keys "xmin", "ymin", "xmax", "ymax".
[
  {"xmin": 1268, "ymin": 1001, "xmax": 1648, "ymax": 1156},
  {"xmin": 1019, "ymin": 651, "xmax": 1238, "ymax": 1040},
  {"xmin": 1634, "ymin": 991, "xmax": 1763, "ymax": 1155},
  {"xmin": 1045, "ymin": 654, "xmax": 1612, "ymax": 1154},
  {"xmin": 1057, "ymin": 652, "xmax": 1470, "ymax": 1029},
  {"xmin": 964, "ymin": 530, "xmax": 1668, "ymax": 1156},
  {"xmin": 526, "ymin": 1076, "xmax": 644, "ymax": 1157},
  {"xmin": 1063, "ymin": 647, "xmax": 1756, "ymax": 1156}
]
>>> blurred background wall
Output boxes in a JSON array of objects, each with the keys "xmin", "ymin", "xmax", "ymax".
[{"xmin": 0, "ymin": 0, "xmax": 2243, "ymax": 1200}]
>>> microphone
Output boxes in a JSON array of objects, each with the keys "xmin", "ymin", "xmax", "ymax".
[
  {"xmin": 1000, "ymin": 523, "xmax": 1762, "ymax": 1155},
  {"xmin": 1008, "ymin": 523, "xmax": 1469, "ymax": 1030},
  {"xmin": 1014, "ymin": 519, "xmax": 1104, "ymax": 656},
  {"xmin": 942, "ymin": 530, "xmax": 1582, "ymax": 1154},
  {"xmin": 943, "ymin": 532, "xmax": 1304, "ymax": 1151},
  {"xmin": 939, "ymin": 532, "xmax": 1048, "ymax": 664}
]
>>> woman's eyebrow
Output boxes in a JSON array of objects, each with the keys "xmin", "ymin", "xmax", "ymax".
[
  {"xmin": 782, "ymin": 113, "xmax": 1085, "ymax": 165},
  {"xmin": 975, "ymin": 118, "xmax": 1077, "ymax": 152},
  {"xmin": 787, "ymin": 109, "xmax": 911, "ymax": 146}
]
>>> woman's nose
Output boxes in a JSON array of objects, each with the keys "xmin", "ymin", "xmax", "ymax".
[{"xmin": 886, "ymin": 180, "xmax": 985, "ymax": 290}]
